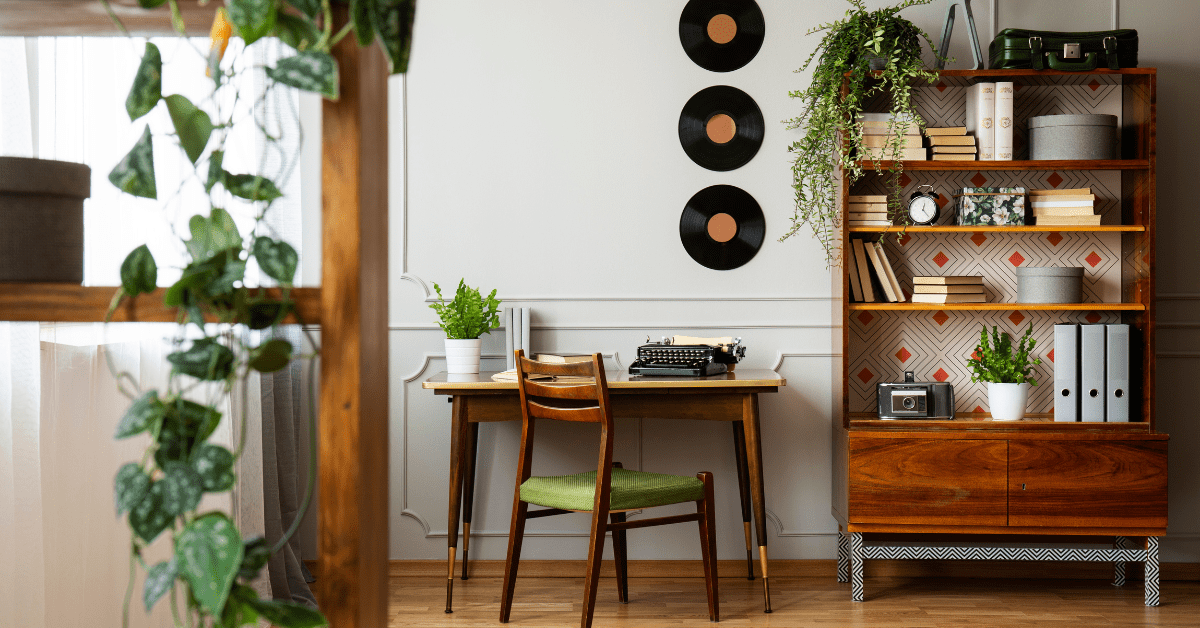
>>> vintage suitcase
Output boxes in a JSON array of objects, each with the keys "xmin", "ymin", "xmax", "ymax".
[{"xmin": 989, "ymin": 29, "xmax": 1138, "ymax": 71}]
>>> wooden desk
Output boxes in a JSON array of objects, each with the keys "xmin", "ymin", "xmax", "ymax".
[{"xmin": 423, "ymin": 369, "xmax": 786, "ymax": 614}]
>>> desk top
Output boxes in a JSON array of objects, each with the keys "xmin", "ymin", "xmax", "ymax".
[{"xmin": 422, "ymin": 369, "xmax": 785, "ymax": 391}]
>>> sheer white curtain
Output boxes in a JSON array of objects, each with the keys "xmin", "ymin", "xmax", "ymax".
[{"xmin": 0, "ymin": 33, "xmax": 318, "ymax": 627}]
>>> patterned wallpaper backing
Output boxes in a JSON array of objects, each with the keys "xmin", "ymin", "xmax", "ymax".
[{"xmin": 847, "ymin": 78, "xmax": 1132, "ymax": 415}]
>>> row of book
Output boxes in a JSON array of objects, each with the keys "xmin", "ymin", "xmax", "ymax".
[
  {"xmin": 503, "ymin": 307, "xmax": 532, "ymax": 370},
  {"xmin": 847, "ymin": 239, "xmax": 904, "ymax": 303},
  {"xmin": 966, "ymin": 81, "xmax": 1014, "ymax": 161},
  {"xmin": 857, "ymin": 115, "xmax": 981, "ymax": 161},
  {"xmin": 1054, "ymin": 323, "xmax": 1129, "ymax": 422},
  {"xmin": 1029, "ymin": 187, "xmax": 1101, "ymax": 226},
  {"xmin": 848, "ymin": 194, "xmax": 890, "ymax": 227},
  {"xmin": 911, "ymin": 275, "xmax": 985, "ymax": 303}
]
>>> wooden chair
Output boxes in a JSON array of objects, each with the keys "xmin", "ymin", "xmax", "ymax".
[{"xmin": 499, "ymin": 351, "xmax": 719, "ymax": 628}]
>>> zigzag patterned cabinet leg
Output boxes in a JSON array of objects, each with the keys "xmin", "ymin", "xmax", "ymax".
[
  {"xmin": 837, "ymin": 530, "xmax": 849, "ymax": 583},
  {"xmin": 1113, "ymin": 536, "xmax": 1128, "ymax": 587},
  {"xmin": 850, "ymin": 532, "xmax": 864, "ymax": 602},
  {"xmin": 1145, "ymin": 537, "xmax": 1160, "ymax": 607}
]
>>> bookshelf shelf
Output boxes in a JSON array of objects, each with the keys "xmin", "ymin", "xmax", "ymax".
[
  {"xmin": 847, "ymin": 225, "xmax": 1145, "ymax": 233},
  {"xmin": 857, "ymin": 159, "xmax": 1149, "ymax": 171},
  {"xmin": 847, "ymin": 302, "xmax": 1145, "ymax": 311},
  {"xmin": 0, "ymin": 283, "xmax": 321, "ymax": 324}
]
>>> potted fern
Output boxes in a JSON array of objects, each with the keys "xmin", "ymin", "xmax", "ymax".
[
  {"xmin": 967, "ymin": 324, "xmax": 1042, "ymax": 421},
  {"xmin": 783, "ymin": 0, "xmax": 942, "ymax": 261},
  {"xmin": 429, "ymin": 279, "xmax": 502, "ymax": 374}
]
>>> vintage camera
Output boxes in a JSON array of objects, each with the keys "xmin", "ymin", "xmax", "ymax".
[{"xmin": 876, "ymin": 371, "xmax": 955, "ymax": 419}]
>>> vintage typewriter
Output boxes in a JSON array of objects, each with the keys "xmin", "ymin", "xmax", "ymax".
[{"xmin": 628, "ymin": 336, "xmax": 746, "ymax": 377}]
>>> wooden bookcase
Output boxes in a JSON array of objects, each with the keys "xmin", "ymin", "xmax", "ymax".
[{"xmin": 831, "ymin": 69, "xmax": 1165, "ymax": 605}]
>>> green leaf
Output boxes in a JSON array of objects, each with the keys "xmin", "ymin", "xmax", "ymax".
[
  {"xmin": 228, "ymin": 0, "xmax": 278, "ymax": 46},
  {"xmin": 115, "ymin": 390, "xmax": 164, "ymax": 439},
  {"xmin": 138, "ymin": 0, "xmax": 168, "ymax": 8},
  {"xmin": 164, "ymin": 94, "xmax": 214, "ymax": 164},
  {"xmin": 246, "ymin": 301, "xmax": 290, "ymax": 330},
  {"xmin": 155, "ymin": 399, "xmax": 222, "ymax": 467},
  {"xmin": 159, "ymin": 461, "xmax": 204, "ymax": 516},
  {"xmin": 253, "ymin": 237, "xmax": 298, "ymax": 284},
  {"xmin": 205, "ymin": 150, "xmax": 225, "ymax": 193},
  {"xmin": 191, "ymin": 443, "xmax": 235, "ymax": 492},
  {"xmin": 266, "ymin": 51, "xmax": 338, "ymax": 100},
  {"xmin": 237, "ymin": 536, "xmax": 273, "ymax": 581},
  {"xmin": 143, "ymin": 559, "xmax": 177, "ymax": 612},
  {"xmin": 221, "ymin": 585, "xmax": 261, "ymax": 627},
  {"xmin": 126, "ymin": 42, "xmax": 162, "ymax": 121},
  {"xmin": 274, "ymin": 12, "xmax": 322, "ymax": 51},
  {"xmin": 128, "ymin": 481, "xmax": 173, "ymax": 543},
  {"xmin": 225, "ymin": 174, "xmax": 283, "ymax": 202},
  {"xmin": 247, "ymin": 598, "xmax": 327, "ymax": 628},
  {"xmin": 351, "ymin": 0, "xmax": 377, "ymax": 48},
  {"xmin": 115, "ymin": 463, "xmax": 152, "ymax": 516},
  {"xmin": 168, "ymin": 338, "xmax": 235, "ymax": 381},
  {"xmin": 248, "ymin": 339, "xmax": 292, "ymax": 373},
  {"xmin": 285, "ymin": 0, "xmax": 320, "ymax": 19},
  {"xmin": 375, "ymin": 0, "xmax": 417, "ymax": 74},
  {"xmin": 109, "ymin": 125, "xmax": 157, "ymax": 199},
  {"xmin": 176, "ymin": 513, "xmax": 243, "ymax": 617},
  {"xmin": 120, "ymin": 244, "xmax": 158, "ymax": 296},
  {"xmin": 186, "ymin": 208, "xmax": 243, "ymax": 262}
]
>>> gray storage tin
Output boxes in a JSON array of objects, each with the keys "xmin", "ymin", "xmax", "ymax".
[
  {"xmin": 1028, "ymin": 114, "xmax": 1118, "ymax": 160},
  {"xmin": 1016, "ymin": 266, "xmax": 1084, "ymax": 303},
  {"xmin": 0, "ymin": 156, "xmax": 90, "ymax": 283}
]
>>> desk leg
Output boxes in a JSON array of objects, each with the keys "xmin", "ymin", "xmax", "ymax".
[
  {"xmin": 461, "ymin": 422, "xmax": 480, "ymax": 581},
  {"xmin": 731, "ymin": 421, "xmax": 756, "ymax": 581},
  {"xmin": 741, "ymin": 393, "xmax": 771, "ymax": 613},
  {"xmin": 445, "ymin": 396, "xmax": 470, "ymax": 613}
]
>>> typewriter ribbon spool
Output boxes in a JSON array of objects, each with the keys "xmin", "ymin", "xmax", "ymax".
[{"xmin": 679, "ymin": 184, "xmax": 765, "ymax": 270}]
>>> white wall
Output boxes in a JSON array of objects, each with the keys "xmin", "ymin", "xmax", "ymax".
[{"xmin": 388, "ymin": 0, "xmax": 1200, "ymax": 563}]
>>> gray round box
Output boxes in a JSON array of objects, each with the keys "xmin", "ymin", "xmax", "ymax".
[
  {"xmin": 1028, "ymin": 114, "xmax": 1117, "ymax": 160},
  {"xmin": 1016, "ymin": 266, "xmax": 1084, "ymax": 303}
]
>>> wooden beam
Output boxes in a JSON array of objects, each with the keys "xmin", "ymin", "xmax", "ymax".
[
  {"xmin": 0, "ymin": 1, "xmax": 215, "ymax": 37},
  {"xmin": 317, "ymin": 6, "xmax": 390, "ymax": 628},
  {"xmin": 0, "ymin": 284, "xmax": 319, "ymax": 324}
]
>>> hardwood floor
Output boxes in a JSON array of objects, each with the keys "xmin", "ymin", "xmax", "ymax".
[{"xmin": 390, "ymin": 574, "xmax": 1200, "ymax": 627}]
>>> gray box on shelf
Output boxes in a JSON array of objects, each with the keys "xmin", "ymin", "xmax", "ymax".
[
  {"xmin": 1016, "ymin": 266, "xmax": 1084, "ymax": 303},
  {"xmin": 0, "ymin": 156, "xmax": 90, "ymax": 283},
  {"xmin": 1028, "ymin": 114, "xmax": 1117, "ymax": 160}
]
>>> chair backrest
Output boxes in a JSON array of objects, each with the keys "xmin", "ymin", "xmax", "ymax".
[{"xmin": 512, "ymin": 350, "xmax": 615, "ymax": 496}]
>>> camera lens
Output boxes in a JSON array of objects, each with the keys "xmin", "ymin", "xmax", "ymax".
[{"xmin": 902, "ymin": 396, "xmax": 916, "ymax": 410}]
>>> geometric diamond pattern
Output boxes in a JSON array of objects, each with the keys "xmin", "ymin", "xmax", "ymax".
[
  {"xmin": 1046, "ymin": 171, "xmax": 1064, "ymax": 188},
  {"xmin": 1047, "ymin": 231, "xmax": 1064, "ymax": 246},
  {"xmin": 1008, "ymin": 251, "xmax": 1026, "ymax": 267}
]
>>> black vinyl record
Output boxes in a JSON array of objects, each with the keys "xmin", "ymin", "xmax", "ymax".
[
  {"xmin": 680, "ymin": 185, "xmax": 765, "ymax": 270},
  {"xmin": 679, "ymin": 0, "xmax": 765, "ymax": 72},
  {"xmin": 678, "ymin": 85, "xmax": 764, "ymax": 172}
]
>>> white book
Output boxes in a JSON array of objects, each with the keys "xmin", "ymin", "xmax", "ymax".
[
  {"xmin": 512, "ymin": 307, "xmax": 522, "ymax": 362},
  {"xmin": 863, "ymin": 242, "xmax": 898, "ymax": 302},
  {"xmin": 504, "ymin": 307, "xmax": 515, "ymax": 369},
  {"xmin": 873, "ymin": 242, "xmax": 906, "ymax": 303},
  {"xmin": 1029, "ymin": 199, "xmax": 1096, "ymax": 208},
  {"xmin": 521, "ymin": 307, "xmax": 531, "ymax": 357},
  {"xmin": 965, "ymin": 82, "xmax": 995, "ymax": 160},
  {"xmin": 846, "ymin": 246, "xmax": 864, "ymax": 302},
  {"xmin": 1033, "ymin": 207, "xmax": 1096, "ymax": 216},
  {"xmin": 994, "ymin": 82, "xmax": 1014, "ymax": 160},
  {"xmin": 911, "ymin": 293, "xmax": 987, "ymax": 303}
]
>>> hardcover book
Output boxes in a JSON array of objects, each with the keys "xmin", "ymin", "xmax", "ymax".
[
  {"xmin": 911, "ymin": 293, "xmax": 987, "ymax": 303},
  {"xmin": 965, "ymin": 82, "xmax": 996, "ymax": 160},
  {"xmin": 913, "ymin": 276, "xmax": 984, "ymax": 285},
  {"xmin": 995, "ymin": 82, "xmax": 1014, "ymax": 160}
]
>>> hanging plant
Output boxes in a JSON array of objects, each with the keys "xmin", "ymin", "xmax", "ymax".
[
  {"xmin": 783, "ymin": 0, "xmax": 943, "ymax": 262},
  {"xmin": 100, "ymin": 1, "xmax": 415, "ymax": 627}
]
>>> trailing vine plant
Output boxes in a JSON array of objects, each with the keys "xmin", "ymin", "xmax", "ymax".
[
  {"xmin": 102, "ymin": 1, "xmax": 414, "ymax": 626},
  {"xmin": 783, "ymin": 0, "xmax": 943, "ymax": 262}
]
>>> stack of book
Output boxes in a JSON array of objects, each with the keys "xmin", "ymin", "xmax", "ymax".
[
  {"xmin": 965, "ymin": 81, "xmax": 1014, "ymax": 161},
  {"xmin": 858, "ymin": 113, "xmax": 927, "ymax": 161},
  {"xmin": 1029, "ymin": 188, "xmax": 1101, "ymax": 225},
  {"xmin": 847, "ymin": 194, "xmax": 891, "ymax": 227},
  {"xmin": 847, "ymin": 238, "xmax": 906, "ymax": 303},
  {"xmin": 925, "ymin": 126, "xmax": 976, "ymax": 161},
  {"xmin": 911, "ymin": 276, "xmax": 985, "ymax": 303}
]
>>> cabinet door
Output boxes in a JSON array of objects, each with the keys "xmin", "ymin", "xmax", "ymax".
[
  {"xmin": 849, "ymin": 438, "xmax": 1008, "ymax": 526},
  {"xmin": 1008, "ymin": 441, "xmax": 1167, "ymax": 528}
]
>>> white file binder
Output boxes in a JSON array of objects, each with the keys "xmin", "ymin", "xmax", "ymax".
[
  {"xmin": 1080, "ymin": 324, "xmax": 1106, "ymax": 422},
  {"xmin": 1106, "ymin": 324, "xmax": 1130, "ymax": 422},
  {"xmin": 1053, "ymin": 324, "xmax": 1079, "ymax": 422}
]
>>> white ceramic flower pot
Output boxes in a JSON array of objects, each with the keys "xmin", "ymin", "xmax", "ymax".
[
  {"xmin": 988, "ymin": 382, "xmax": 1030, "ymax": 421},
  {"xmin": 445, "ymin": 338, "xmax": 482, "ymax": 374}
]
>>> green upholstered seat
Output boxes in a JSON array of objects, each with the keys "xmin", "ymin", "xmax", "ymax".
[{"xmin": 520, "ymin": 467, "xmax": 704, "ymax": 512}]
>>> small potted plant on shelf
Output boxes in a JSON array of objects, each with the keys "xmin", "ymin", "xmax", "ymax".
[
  {"xmin": 783, "ymin": 0, "xmax": 943, "ymax": 262},
  {"xmin": 430, "ymin": 279, "xmax": 502, "ymax": 374},
  {"xmin": 967, "ymin": 324, "xmax": 1042, "ymax": 421}
]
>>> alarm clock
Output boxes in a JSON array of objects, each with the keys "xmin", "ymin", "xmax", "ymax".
[{"xmin": 907, "ymin": 185, "xmax": 941, "ymax": 225}]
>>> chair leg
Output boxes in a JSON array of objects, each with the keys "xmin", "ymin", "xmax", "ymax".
[
  {"xmin": 580, "ymin": 503, "xmax": 610, "ymax": 628},
  {"xmin": 610, "ymin": 510, "xmax": 629, "ymax": 603},
  {"xmin": 499, "ymin": 500, "xmax": 529, "ymax": 623},
  {"xmin": 696, "ymin": 471, "xmax": 719, "ymax": 622}
]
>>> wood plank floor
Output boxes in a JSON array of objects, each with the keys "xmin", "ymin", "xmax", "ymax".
[{"xmin": 390, "ymin": 575, "xmax": 1200, "ymax": 627}]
